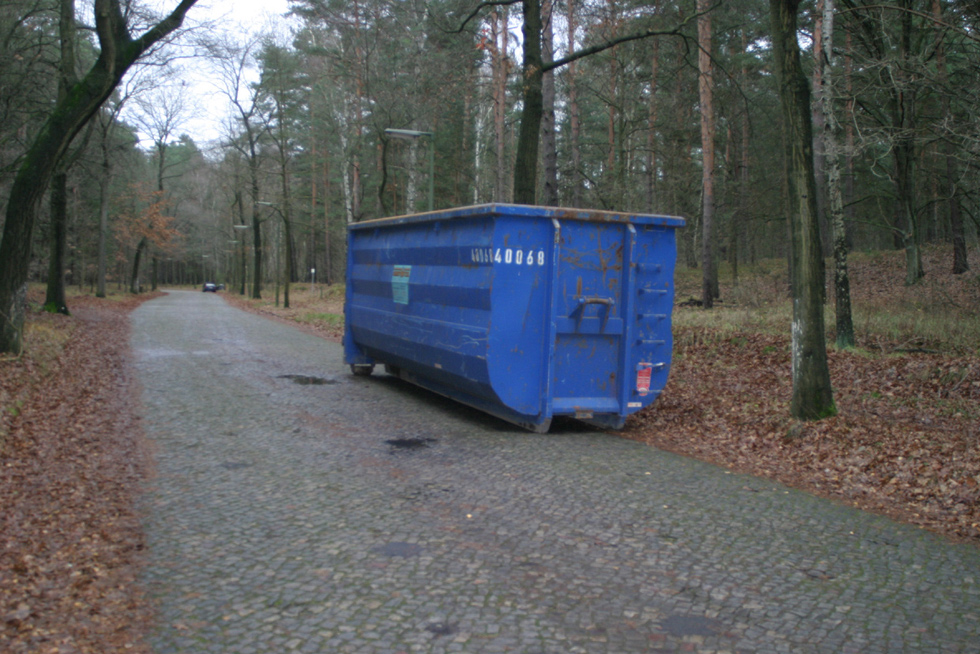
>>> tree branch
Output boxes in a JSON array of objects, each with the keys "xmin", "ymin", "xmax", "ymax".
[
  {"xmin": 543, "ymin": 10, "xmax": 698, "ymax": 73},
  {"xmin": 454, "ymin": 0, "xmax": 522, "ymax": 34},
  {"xmin": 836, "ymin": 3, "xmax": 980, "ymax": 43}
]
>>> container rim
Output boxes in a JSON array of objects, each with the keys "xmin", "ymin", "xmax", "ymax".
[{"xmin": 349, "ymin": 203, "xmax": 686, "ymax": 229}]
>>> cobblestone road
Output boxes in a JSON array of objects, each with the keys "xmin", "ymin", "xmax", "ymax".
[{"xmin": 131, "ymin": 290, "xmax": 980, "ymax": 653}]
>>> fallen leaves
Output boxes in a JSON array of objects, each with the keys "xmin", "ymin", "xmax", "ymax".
[
  {"xmin": 0, "ymin": 292, "xmax": 157, "ymax": 654},
  {"xmin": 623, "ymin": 323, "xmax": 980, "ymax": 543}
]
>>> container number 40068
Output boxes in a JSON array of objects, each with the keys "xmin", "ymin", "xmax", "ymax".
[{"xmin": 471, "ymin": 247, "xmax": 546, "ymax": 266}]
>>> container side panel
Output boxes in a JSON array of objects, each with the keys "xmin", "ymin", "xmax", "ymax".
[
  {"xmin": 626, "ymin": 225, "xmax": 679, "ymax": 409},
  {"xmin": 551, "ymin": 221, "xmax": 627, "ymax": 413},
  {"xmin": 345, "ymin": 217, "xmax": 500, "ymax": 404},
  {"xmin": 485, "ymin": 217, "xmax": 554, "ymax": 417}
]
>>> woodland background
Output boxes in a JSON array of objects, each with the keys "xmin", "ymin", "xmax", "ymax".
[
  {"xmin": 2, "ymin": 2, "xmax": 980, "ymax": 649},
  {"xmin": 1, "ymin": 0, "xmax": 977, "ymax": 298}
]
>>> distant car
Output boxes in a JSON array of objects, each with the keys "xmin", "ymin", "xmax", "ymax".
[{"xmin": 203, "ymin": 282, "xmax": 217, "ymax": 292}]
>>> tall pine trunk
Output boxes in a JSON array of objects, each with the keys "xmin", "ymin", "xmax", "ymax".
[
  {"xmin": 770, "ymin": 0, "xmax": 836, "ymax": 421},
  {"xmin": 493, "ymin": 7, "xmax": 509, "ymax": 203},
  {"xmin": 541, "ymin": 0, "xmax": 558, "ymax": 206},
  {"xmin": 697, "ymin": 0, "xmax": 716, "ymax": 308},
  {"xmin": 932, "ymin": 0, "xmax": 968, "ymax": 275},
  {"xmin": 513, "ymin": 0, "xmax": 543, "ymax": 205},
  {"xmin": 646, "ymin": 39, "xmax": 660, "ymax": 213},
  {"xmin": 567, "ymin": 1, "xmax": 583, "ymax": 207}
]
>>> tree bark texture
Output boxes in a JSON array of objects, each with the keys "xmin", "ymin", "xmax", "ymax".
[
  {"xmin": 811, "ymin": 0, "xmax": 830, "ymax": 256},
  {"xmin": 0, "ymin": 0, "xmax": 199, "ymax": 353},
  {"xmin": 130, "ymin": 237, "xmax": 147, "ymax": 294},
  {"xmin": 646, "ymin": 38, "xmax": 660, "ymax": 214},
  {"xmin": 45, "ymin": 172, "xmax": 70, "ymax": 314},
  {"xmin": 567, "ymin": 1, "xmax": 583, "ymax": 208},
  {"xmin": 697, "ymin": 0, "xmax": 716, "ymax": 309},
  {"xmin": 819, "ymin": 0, "xmax": 855, "ymax": 349},
  {"xmin": 97, "ymin": 157, "xmax": 110, "ymax": 298},
  {"xmin": 541, "ymin": 0, "xmax": 558, "ymax": 206},
  {"xmin": 513, "ymin": 0, "xmax": 543, "ymax": 205},
  {"xmin": 492, "ymin": 7, "xmax": 509, "ymax": 203},
  {"xmin": 932, "ymin": 0, "xmax": 969, "ymax": 275},
  {"xmin": 44, "ymin": 0, "xmax": 77, "ymax": 315},
  {"xmin": 770, "ymin": 0, "xmax": 836, "ymax": 421}
]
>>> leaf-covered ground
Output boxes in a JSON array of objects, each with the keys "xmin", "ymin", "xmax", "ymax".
[
  {"xmin": 1, "ymin": 292, "xmax": 158, "ymax": 654},
  {"xmin": 622, "ymin": 327, "xmax": 980, "ymax": 541},
  {"xmin": 0, "ymin": 247, "xmax": 976, "ymax": 652},
  {"xmin": 624, "ymin": 247, "xmax": 980, "ymax": 542}
]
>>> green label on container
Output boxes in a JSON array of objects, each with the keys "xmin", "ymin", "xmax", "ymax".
[{"xmin": 392, "ymin": 265, "xmax": 411, "ymax": 304}]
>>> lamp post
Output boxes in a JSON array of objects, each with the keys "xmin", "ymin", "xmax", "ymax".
[{"xmin": 384, "ymin": 128, "xmax": 434, "ymax": 213}]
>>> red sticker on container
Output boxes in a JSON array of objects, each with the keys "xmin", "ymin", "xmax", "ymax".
[{"xmin": 636, "ymin": 365, "xmax": 653, "ymax": 395}]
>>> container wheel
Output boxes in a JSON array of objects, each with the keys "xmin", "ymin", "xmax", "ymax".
[{"xmin": 351, "ymin": 364, "xmax": 375, "ymax": 376}]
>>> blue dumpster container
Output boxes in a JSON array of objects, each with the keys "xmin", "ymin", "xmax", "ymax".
[{"xmin": 344, "ymin": 203, "xmax": 684, "ymax": 432}]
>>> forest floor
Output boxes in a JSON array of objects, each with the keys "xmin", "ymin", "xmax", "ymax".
[{"xmin": 0, "ymin": 246, "xmax": 977, "ymax": 652}]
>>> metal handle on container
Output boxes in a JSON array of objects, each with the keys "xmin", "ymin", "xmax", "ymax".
[
  {"xmin": 572, "ymin": 296, "xmax": 615, "ymax": 331},
  {"xmin": 576, "ymin": 296, "xmax": 615, "ymax": 308}
]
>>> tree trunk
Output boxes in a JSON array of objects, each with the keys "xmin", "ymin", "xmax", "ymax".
[
  {"xmin": 770, "ymin": 0, "xmax": 836, "ymax": 421},
  {"xmin": 491, "ymin": 7, "xmax": 510, "ymax": 203},
  {"xmin": 96, "ymin": 161, "xmax": 109, "ymax": 298},
  {"xmin": 250, "ymin": 156, "xmax": 263, "ymax": 299},
  {"xmin": 44, "ymin": 172, "xmax": 71, "ymax": 314},
  {"xmin": 732, "ymin": 27, "xmax": 751, "ymax": 284},
  {"xmin": 895, "ymin": 0, "xmax": 923, "ymax": 285},
  {"xmin": 819, "ymin": 0, "xmax": 854, "ymax": 349},
  {"xmin": 131, "ymin": 236, "xmax": 147, "ymax": 294},
  {"xmin": 932, "ymin": 0, "xmax": 969, "ymax": 275},
  {"xmin": 844, "ymin": 31, "xmax": 856, "ymax": 252},
  {"xmin": 697, "ymin": 0, "xmax": 716, "ymax": 309},
  {"xmin": 567, "ymin": 0, "xmax": 583, "ymax": 207},
  {"xmin": 948, "ymin": 154, "xmax": 968, "ymax": 275},
  {"xmin": 646, "ymin": 38, "xmax": 660, "ymax": 213},
  {"xmin": 513, "ymin": 0, "xmax": 543, "ymax": 205},
  {"xmin": 44, "ymin": 0, "xmax": 76, "ymax": 315},
  {"xmin": 541, "ymin": 0, "xmax": 558, "ymax": 206},
  {"xmin": 0, "ymin": 0, "xmax": 199, "ymax": 354},
  {"xmin": 811, "ymin": 0, "xmax": 830, "ymax": 256}
]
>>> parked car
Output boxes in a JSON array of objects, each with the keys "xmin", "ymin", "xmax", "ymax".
[{"xmin": 203, "ymin": 282, "xmax": 217, "ymax": 292}]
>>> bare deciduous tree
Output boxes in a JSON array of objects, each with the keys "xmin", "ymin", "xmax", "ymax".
[{"xmin": 0, "ymin": 0, "xmax": 200, "ymax": 354}]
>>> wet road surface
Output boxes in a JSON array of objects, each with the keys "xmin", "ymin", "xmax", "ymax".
[{"xmin": 131, "ymin": 290, "xmax": 980, "ymax": 653}]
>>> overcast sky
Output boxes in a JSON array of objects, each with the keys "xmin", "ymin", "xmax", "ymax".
[{"xmin": 128, "ymin": 0, "xmax": 296, "ymax": 149}]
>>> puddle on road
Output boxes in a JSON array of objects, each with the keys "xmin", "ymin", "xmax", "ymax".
[
  {"xmin": 372, "ymin": 541, "xmax": 423, "ymax": 557},
  {"xmin": 425, "ymin": 622, "xmax": 457, "ymax": 637},
  {"xmin": 386, "ymin": 437, "xmax": 437, "ymax": 451},
  {"xmin": 278, "ymin": 374, "xmax": 338, "ymax": 386},
  {"xmin": 661, "ymin": 614, "xmax": 719, "ymax": 637}
]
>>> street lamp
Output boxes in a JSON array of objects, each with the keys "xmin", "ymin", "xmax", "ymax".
[{"xmin": 384, "ymin": 128, "xmax": 434, "ymax": 212}]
